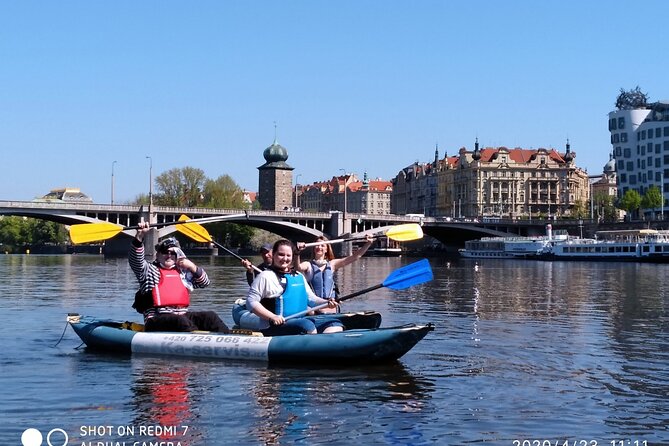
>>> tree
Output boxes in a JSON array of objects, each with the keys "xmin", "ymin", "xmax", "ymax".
[
  {"xmin": 642, "ymin": 185, "xmax": 663, "ymax": 218},
  {"xmin": 593, "ymin": 192, "xmax": 618, "ymax": 222},
  {"xmin": 615, "ymin": 86, "xmax": 648, "ymax": 110},
  {"xmin": 0, "ymin": 217, "xmax": 67, "ymax": 251},
  {"xmin": 202, "ymin": 175, "xmax": 247, "ymax": 209},
  {"xmin": 571, "ymin": 200, "xmax": 589, "ymax": 219},
  {"xmin": 0, "ymin": 216, "xmax": 25, "ymax": 247},
  {"xmin": 154, "ymin": 167, "xmax": 208, "ymax": 207},
  {"xmin": 618, "ymin": 189, "xmax": 642, "ymax": 220}
]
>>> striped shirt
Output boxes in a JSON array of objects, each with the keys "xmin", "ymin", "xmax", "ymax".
[{"xmin": 129, "ymin": 238, "xmax": 210, "ymax": 319}]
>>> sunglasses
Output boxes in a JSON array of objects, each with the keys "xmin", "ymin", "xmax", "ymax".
[{"xmin": 160, "ymin": 249, "xmax": 177, "ymax": 257}]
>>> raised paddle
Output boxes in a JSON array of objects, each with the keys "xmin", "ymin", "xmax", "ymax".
[
  {"xmin": 175, "ymin": 215, "xmax": 263, "ymax": 272},
  {"xmin": 300, "ymin": 223, "xmax": 423, "ymax": 248},
  {"xmin": 285, "ymin": 258, "xmax": 433, "ymax": 320},
  {"xmin": 69, "ymin": 213, "xmax": 247, "ymax": 244}
]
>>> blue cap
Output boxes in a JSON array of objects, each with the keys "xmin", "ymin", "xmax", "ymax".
[{"xmin": 260, "ymin": 243, "xmax": 272, "ymax": 253}]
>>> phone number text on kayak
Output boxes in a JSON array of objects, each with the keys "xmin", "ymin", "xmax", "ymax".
[{"xmin": 132, "ymin": 332, "xmax": 271, "ymax": 359}]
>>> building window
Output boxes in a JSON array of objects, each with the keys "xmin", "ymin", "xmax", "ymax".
[
  {"xmin": 611, "ymin": 118, "xmax": 618, "ymax": 130},
  {"xmin": 664, "ymin": 126, "xmax": 669, "ymax": 137},
  {"xmin": 648, "ymin": 129, "xmax": 654, "ymax": 140},
  {"xmin": 621, "ymin": 132, "xmax": 628, "ymax": 142},
  {"xmin": 629, "ymin": 175, "xmax": 637, "ymax": 185},
  {"xmin": 657, "ymin": 158, "xmax": 662, "ymax": 168},
  {"xmin": 620, "ymin": 173, "xmax": 627, "ymax": 182},
  {"xmin": 642, "ymin": 130, "xmax": 646, "ymax": 140},
  {"xmin": 618, "ymin": 117, "xmax": 625, "ymax": 129},
  {"xmin": 624, "ymin": 147, "xmax": 631, "ymax": 158},
  {"xmin": 613, "ymin": 134, "xmax": 620, "ymax": 143},
  {"xmin": 657, "ymin": 144, "xmax": 662, "ymax": 154},
  {"xmin": 665, "ymin": 141, "xmax": 669, "ymax": 151},
  {"xmin": 656, "ymin": 128, "xmax": 662, "ymax": 138},
  {"xmin": 627, "ymin": 161, "xmax": 634, "ymax": 171}
]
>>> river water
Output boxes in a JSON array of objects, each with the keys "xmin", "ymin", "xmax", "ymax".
[{"xmin": 1, "ymin": 254, "xmax": 667, "ymax": 445}]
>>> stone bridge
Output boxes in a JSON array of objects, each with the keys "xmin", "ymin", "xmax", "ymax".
[{"xmin": 0, "ymin": 200, "xmax": 597, "ymax": 255}]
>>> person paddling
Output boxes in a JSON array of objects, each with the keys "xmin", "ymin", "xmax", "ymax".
[
  {"xmin": 295, "ymin": 235, "xmax": 373, "ymax": 313},
  {"xmin": 129, "ymin": 222, "xmax": 229, "ymax": 333},
  {"xmin": 241, "ymin": 239, "xmax": 343, "ymax": 335}
]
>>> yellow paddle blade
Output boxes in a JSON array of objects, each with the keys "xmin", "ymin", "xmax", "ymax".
[
  {"xmin": 69, "ymin": 222, "xmax": 124, "ymax": 244},
  {"xmin": 176, "ymin": 215, "xmax": 213, "ymax": 243},
  {"xmin": 385, "ymin": 223, "xmax": 423, "ymax": 242}
]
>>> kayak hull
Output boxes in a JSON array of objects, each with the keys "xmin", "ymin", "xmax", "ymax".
[{"xmin": 68, "ymin": 315, "xmax": 433, "ymax": 366}]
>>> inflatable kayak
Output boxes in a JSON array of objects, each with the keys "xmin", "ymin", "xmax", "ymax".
[
  {"xmin": 231, "ymin": 301, "xmax": 383, "ymax": 330},
  {"xmin": 67, "ymin": 314, "xmax": 433, "ymax": 365}
]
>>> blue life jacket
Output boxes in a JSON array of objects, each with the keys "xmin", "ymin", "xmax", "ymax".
[
  {"xmin": 281, "ymin": 273, "xmax": 309, "ymax": 317},
  {"xmin": 310, "ymin": 260, "xmax": 336, "ymax": 298},
  {"xmin": 260, "ymin": 272, "xmax": 309, "ymax": 317}
]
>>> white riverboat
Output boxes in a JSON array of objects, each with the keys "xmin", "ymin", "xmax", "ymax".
[
  {"xmin": 545, "ymin": 229, "xmax": 669, "ymax": 262},
  {"xmin": 459, "ymin": 225, "xmax": 569, "ymax": 259}
]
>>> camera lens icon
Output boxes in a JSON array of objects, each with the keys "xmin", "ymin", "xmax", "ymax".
[{"xmin": 22, "ymin": 428, "xmax": 68, "ymax": 446}]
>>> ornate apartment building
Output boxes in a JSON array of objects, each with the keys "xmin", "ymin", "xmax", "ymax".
[
  {"xmin": 392, "ymin": 141, "xmax": 590, "ymax": 218},
  {"xmin": 297, "ymin": 172, "xmax": 392, "ymax": 214}
]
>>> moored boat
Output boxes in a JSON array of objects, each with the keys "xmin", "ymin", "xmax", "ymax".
[
  {"xmin": 459, "ymin": 224, "xmax": 569, "ymax": 259},
  {"xmin": 543, "ymin": 229, "xmax": 669, "ymax": 262},
  {"xmin": 67, "ymin": 314, "xmax": 433, "ymax": 366}
]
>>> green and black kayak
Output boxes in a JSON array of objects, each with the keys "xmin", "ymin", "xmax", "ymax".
[{"xmin": 67, "ymin": 314, "xmax": 433, "ymax": 366}]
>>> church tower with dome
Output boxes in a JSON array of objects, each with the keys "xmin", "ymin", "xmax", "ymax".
[{"xmin": 257, "ymin": 137, "xmax": 294, "ymax": 210}]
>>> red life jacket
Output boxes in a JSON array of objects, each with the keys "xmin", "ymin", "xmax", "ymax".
[{"xmin": 152, "ymin": 268, "xmax": 190, "ymax": 308}]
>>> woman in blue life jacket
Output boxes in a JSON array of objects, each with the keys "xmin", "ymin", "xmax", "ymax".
[
  {"xmin": 295, "ymin": 235, "xmax": 373, "ymax": 313},
  {"xmin": 243, "ymin": 239, "xmax": 343, "ymax": 336}
]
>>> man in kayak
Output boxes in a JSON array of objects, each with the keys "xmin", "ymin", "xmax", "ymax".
[
  {"xmin": 241, "ymin": 243, "xmax": 273, "ymax": 286},
  {"xmin": 129, "ymin": 222, "xmax": 230, "ymax": 333},
  {"xmin": 242, "ymin": 239, "xmax": 343, "ymax": 336}
]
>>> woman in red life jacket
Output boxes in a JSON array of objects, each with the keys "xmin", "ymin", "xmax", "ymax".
[{"xmin": 129, "ymin": 221, "xmax": 229, "ymax": 333}]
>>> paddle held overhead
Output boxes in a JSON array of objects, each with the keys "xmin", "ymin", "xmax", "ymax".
[
  {"xmin": 301, "ymin": 223, "xmax": 423, "ymax": 248},
  {"xmin": 286, "ymin": 258, "xmax": 433, "ymax": 319},
  {"xmin": 69, "ymin": 213, "xmax": 246, "ymax": 244}
]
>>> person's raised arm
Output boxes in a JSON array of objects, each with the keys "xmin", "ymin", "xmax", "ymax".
[{"xmin": 330, "ymin": 234, "xmax": 373, "ymax": 270}]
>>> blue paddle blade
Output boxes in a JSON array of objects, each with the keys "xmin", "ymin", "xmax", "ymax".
[{"xmin": 382, "ymin": 259, "xmax": 433, "ymax": 290}]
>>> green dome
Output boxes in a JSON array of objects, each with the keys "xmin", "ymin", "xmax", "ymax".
[{"xmin": 263, "ymin": 140, "xmax": 288, "ymax": 163}]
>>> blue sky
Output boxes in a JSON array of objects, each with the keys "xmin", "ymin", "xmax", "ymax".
[{"xmin": 2, "ymin": 1, "xmax": 668, "ymax": 203}]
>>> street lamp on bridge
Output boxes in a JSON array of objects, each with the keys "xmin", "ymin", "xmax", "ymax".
[
  {"xmin": 339, "ymin": 168, "xmax": 347, "ymax": 219},
  {"xmin": 111, "ymin": 160, "xmax": 117, "ymax": 205},
  {"xmin": 294, "ymin": 173, "xmax": 302, "ymax": 208},
  {"xmin": 146, "ymin": 156, "xmax": 153, "ymax": 213}
]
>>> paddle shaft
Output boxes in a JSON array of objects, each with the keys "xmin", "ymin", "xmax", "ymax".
[
  {"xmin": 284, "ymin": 283, "xmax": 383, "ymax": 320},
  {"xmin": 302, "ymin": 234, "xmax": 380, "ymax": 248},
  {"xmin": 207, "ymin": 239, "xmax": 262, "ymax": 273}
]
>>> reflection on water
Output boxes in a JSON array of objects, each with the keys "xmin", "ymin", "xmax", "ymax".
[
  {"xmin": 2, "ymin": 255, "xmax": 669, "ymax": 444},
  {"xmin": 130, "ymin": 359, "xmax": 201, "ymax": 445}
]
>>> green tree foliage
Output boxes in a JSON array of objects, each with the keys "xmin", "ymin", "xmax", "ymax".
[
  {"xmin": 641, "ymin": 185, "xmax": 664, "ymax": 220},
  {"xmin": 641, "ymin": 185, "xmax": 663, "ymax": 211},
  {"xmin": 618, "ymin": 189, "xmax": 642, "ymax": 219},
  {"xmin": 146, "ymin": 167, "xmax": 254, "ymax": 247},
  {"xmin": 0, "ymin": 217, "xmax": 67, "ymax": 251},
  {"xmin": 202, "ymin": 175, "xmax": 247, "ymax": 209},
  {"xmin": 593, "ymin": 192, "xmax": 618, "ymax": 222},
  {"xmin": 154, "ymin": 167, "xmax": 208, "ymax": 207},
  {"xmin": 0, "ymin": 216, "xmax": 25, "ymax": 246},
  {"xmin": 571, "ymin": 200, "xmax": 589, "ymax": 219}
]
